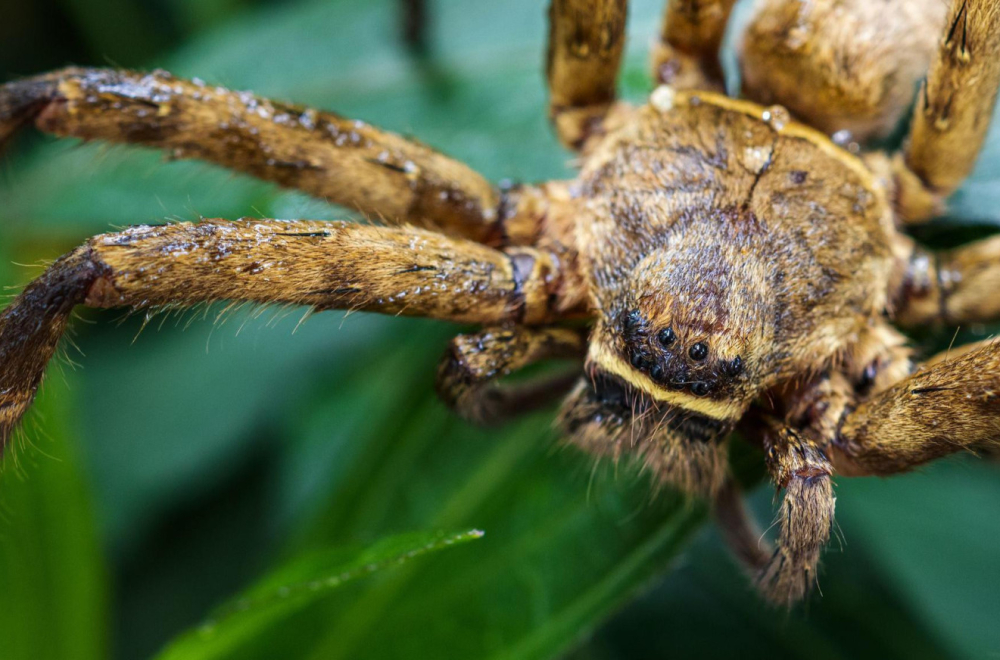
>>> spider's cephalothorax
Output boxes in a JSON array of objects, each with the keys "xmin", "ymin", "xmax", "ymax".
[
  {"xmin": 3, "ymin": 0, "xmax": 1000, "ymax": 605},
  {"xmin": 560, "ymin": 94, "xmax": 897, "ymax": 498}
]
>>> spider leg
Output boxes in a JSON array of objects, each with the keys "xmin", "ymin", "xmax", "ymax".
[
  {"xmin": 0, "ymin": 68, "xmax": 523, "ymax": 244},
  {"xmin": 833, "ymin": 338, "xmax": 1000, "ymax": 477},
  {"xmin": 0, "ymin": 218, "xmax": 578, "ymax": 454},
  {"xmin": 651, "ymin": 0, "xmax": 736, "ymax": 91},
  {"xmin": 546, "ymin": 0, "xmax": 629, "ymax": 151},
  {"xmin": 893, "ymin": 233, "xmax": 1000, "ymax": 327},
  {"xmin": 894, "ymin": 0, "xmax": 1000, "ymax": 222},
  {"xmin": 400, "ymin": 0, "xmax": 430, "ymax": 54},
  {"xmin": 436, "ymin": 326, "xmax": 586, "ymax": 425},
  {"xmin": 728, "ymin": 372, "xmax": 855, "ymax": 604},
  {"xmin": 755, "ymin": 424, "xmax": 835, "ymax": 605}
]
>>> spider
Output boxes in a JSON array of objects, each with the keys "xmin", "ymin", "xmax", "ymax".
[{"xmin": 1, "ymin": 0, "xmax": 999, "ymax": 605}]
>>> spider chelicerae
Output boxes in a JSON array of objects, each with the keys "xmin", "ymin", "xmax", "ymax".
[{"xmin": 1, "ymin": 0, "xmax": 999, "ymax": 604}]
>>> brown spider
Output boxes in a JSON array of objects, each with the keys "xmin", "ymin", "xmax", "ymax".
[{"xmin": 1, "ymin": 0, "xmax": 999, "ymax": 605}]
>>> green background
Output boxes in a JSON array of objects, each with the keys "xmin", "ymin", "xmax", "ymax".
[{"xmin": 1, "ymin": 0, "xmax": 999, "ymax": 658}]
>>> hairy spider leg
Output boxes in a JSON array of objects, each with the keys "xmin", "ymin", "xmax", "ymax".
[
  {"xmin": 893, "ymin": 233, "xmax": 1000, "ymax": 327},
  {"xmin": 651, "ymin": 0, "xmax": 737, "ymax": 91},
  {"xmin": 727, "ymin": 323, "xmax": 1000, "ymax": 604},
  {"xmin": 895, "ymin": 0, "xmax": 1000, "ymax": 222},
  {"xmin": 436, "ymin": 326, "xmax": 587, "ymax": 425},
  {"xmin": 749, "ymin": 369, "xmax": 854, "ymax": 605},
  {"xmin": 546, "ymin": 0, "xmax": 629, "ymax": 150},
  {"xmin": 834, "ymin": 338, "xmax": 1000, "ymax": 475},
  {"xmin": 756, "ymin": 424, "xmax": 836, "ymax": 605},
  {"xmin": 0, "ymin": 219, "xmax": 570, "ymax": 455},
  {"xmin": 0, "ymin": 68, "xmax": 528, "ymax": 245}
]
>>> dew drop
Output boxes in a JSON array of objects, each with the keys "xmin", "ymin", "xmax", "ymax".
[
  {"xmin": 650, "ymin": 85, "xmax": 676, "ymax": 112},
  {"xmin": 831, "ymin": 129, "xmax": 853, "ymax": 146},
  {"xmin": 762, "ymin": 105, "xmax": 790, "ymax": 131}
]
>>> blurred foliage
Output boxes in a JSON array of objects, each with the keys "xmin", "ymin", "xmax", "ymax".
[
  {"xmin": 158, "ymin": 529, "xmax": 486, "ymax": 659},
  {"xmin": 1, "ymin": 0, "xmax": 1000, "ymax": 659},
  {"xmin": 0, "ymin": 302, "xmax": 109, "ymax": 660}
]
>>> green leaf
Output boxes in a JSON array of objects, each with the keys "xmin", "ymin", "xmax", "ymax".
[
  {"xmin": 248, "ymin": 376, "xmax": 711, "ymax": 660},
  {"xmin": 832, "ymin": 462, "xmax": 1000, "ymax": 658},
  {"xmin": 72, "ymin": 309, "xmax": 393, "ymax": 553},
  {"xmin": 156, "ymin": 529, "xmax": 484, "ymax": 660},
  {"xmin": 574, "ymin": 488, "xmax": 959, "ymax": 660}
]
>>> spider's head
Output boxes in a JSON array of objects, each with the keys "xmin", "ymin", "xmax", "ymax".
[
  {"xmin": 561, "ymin": 235, "xmax": 775, "ymax": 495},
  {"xmin": 588, "ymin": 231, "xmax": 775, "ymax": 413}
]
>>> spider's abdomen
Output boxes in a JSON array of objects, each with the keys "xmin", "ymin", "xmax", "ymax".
[
  {"xmin": 574, "ymin": 90, "xmax": 896, "ymax": 386},
  {"xmin": 739, "ymin": 0, "xmax": 948, "ymax": 142}
]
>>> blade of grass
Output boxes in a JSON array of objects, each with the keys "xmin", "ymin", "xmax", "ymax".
[{"xmin": 156, "ymin": 529, "xmax": 484, "ymax": 660}]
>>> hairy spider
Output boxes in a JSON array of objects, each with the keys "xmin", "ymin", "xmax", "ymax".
[{"xmin": 2, "ymin": 0, "xmax": 1000, "ymax": 604}]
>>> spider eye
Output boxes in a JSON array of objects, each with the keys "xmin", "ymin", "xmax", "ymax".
[
  {"xmin": 622, "ymin": 309, "xmax": 643, "ymax": 332},
  {"xmin": 689, "ymin": 342, "xmax": 708, "ymax": 360},
  {"xmin": 723, "ymin": 356, "xmax": 743, "ymax": 376},
  {"xmin": 649, "ymin": 362, "xmax": 666, "ymax": 382},
  {"xmin": 690, "ymin": 382, "xmax": 711, "ymax": 396},
  {"xmin": 657, "ymin": 327, "xmax": 676, "ymax": 346}
]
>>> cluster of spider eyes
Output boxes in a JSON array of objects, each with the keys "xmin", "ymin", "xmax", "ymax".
[{"xmin": 621, "ymin": 309, "xmax": 742, "ymax": 397}]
